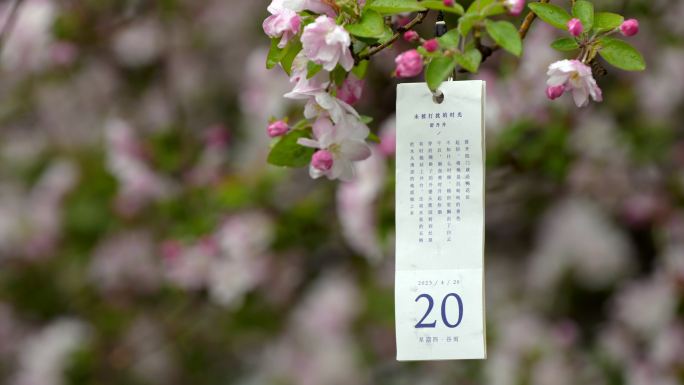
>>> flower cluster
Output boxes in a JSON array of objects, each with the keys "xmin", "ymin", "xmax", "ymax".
[
  {"xmin": 262, "ymin": 0, "xmax": 372, "ymax": 181},
  {"xmin": 262, "ymin": 0, "xmax": 646, "ymax": 181}
]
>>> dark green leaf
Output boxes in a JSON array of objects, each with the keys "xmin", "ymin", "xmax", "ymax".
[
  {"xmin": 599, "ymin": 38, "xmax": 646, "ymax": 71},
  {"xmin": 267, "ymin": 130, "xmax": 316, "ymax": 168},
  {"xmin": 528, "ymin": 2, "xmax": 572, "ymax": 30},
  {"xmin": 550, "ymin": 37, "xmax": 579, "ymax": 51},
  {"xmin": 594, "ymin": 12, "xmax": 623, "ymax": 32},
  {"xmin": 426, "ymin": 56, "xmax": 457, "ymax": 91},
  {"xmin": 421, "ymin": 0, "xmax": 464, "ymax": 15},
  {"xmin": 367, "ymin": 0, "xmax": 426, "ymax": 14},
  {"xmin": 455, "ymin": 48, "xmax": 482, "ymax": 73},
  {"xmin": 572, "ymin": 0, "xmax": 594, "ymax": 31},
  {"xmin": 345, "ymin": 10, "xmax": 385, "ymax": 38},
  {"xmin": 484, "ymin": 20, "xmax": 522, "ymax": 56}
]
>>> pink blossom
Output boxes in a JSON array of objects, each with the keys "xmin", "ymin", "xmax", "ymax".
[
  {"xmin": 546, "ymin": 85, "xmax": 565, "ymax": 100},
  {"xmin": 268, "ymin": 120, "xmax": 290, "ymax": 137},
  {"xmin": 620, "ymin": 19, "xmax": 639, "ymax": 36},
  {"xmin": 263, "ymin": 6, "xmax": 301, "ymax": 48},
  {"xmin": 297, "ymin": 117, "xmax": 371, "ymax": 181},
  {"xmin": 443, "ymin": 0, "xmax": 455, "ymax": 6},
  {"xmin": 394, "ymin": 49, "xmax": 423, "ymax": 78},
  {"xmin": 505, "ymin": 0, "xmax": 525, "ymax": 16},
  {"xmin": 301, "ymin": 16, "xmax": 354, "ymax": 71},
  {"xmin": 403, "ymin": 30, "xmax": 419, "ymax": 42},
  {"xmin": 546, "ymin": 59, "xmax": 602, "ymax": 107},
  {"xmin": 336, "ymin": 75, "xmax": 364, "ymax": 105},
  {"xmin": 567, "ymin": 18, "xmax": 583, "ymax": 36},
  {"xmin": 284, "ymin": 53, "xmax": 330, "ymax": 99},
  {"xmin": 271, "ymin": 0, "xmax": 336, "ymax": 17},
  {"xmin": 422, "ymin": 38, "xmax": 439, "ymax": 53}
]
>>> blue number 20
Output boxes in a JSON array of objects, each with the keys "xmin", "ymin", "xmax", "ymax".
[{"xmin": 414, "ymin": 293, "xmax": 464, "ymax": 329}]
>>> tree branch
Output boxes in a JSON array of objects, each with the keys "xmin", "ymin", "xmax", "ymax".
[
  {"xmin": 0, "ymin": 0, "xmax": 24, "ymax": 54},
  {"xmin": 355, "ymin": 10, "xmax": 429, "ymax": 63}
]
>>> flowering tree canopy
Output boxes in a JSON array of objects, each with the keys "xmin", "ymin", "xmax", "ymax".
[{"xmin": 262, "ymin": 0, "xmax": 645, "ymax": 180}]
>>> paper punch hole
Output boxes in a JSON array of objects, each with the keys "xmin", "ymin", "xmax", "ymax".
[{"xmin": 432, "ymin": 89, "xmax": 444, "ymax": 104}]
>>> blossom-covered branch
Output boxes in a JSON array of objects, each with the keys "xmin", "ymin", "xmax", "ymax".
[{"xmin": 262, "ymin": 0, "xmax": 645, "ymax": 182}]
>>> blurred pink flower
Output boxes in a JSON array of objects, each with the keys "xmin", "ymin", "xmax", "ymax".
[
  {"xmin": 12, "ymin": 318, "xmax": 90, "ymax": 385},
  {"xmin": 89, "ymin": 231, "xmax": 162, "ymax": 294},
  {"xmin": 337, "ymin": 147, "xmax": 386, "ymax": 261},
  {"xmin": 105, "ymin": 119, "xmax": 176, "ymax": 215},
  {"xmin": 0, "ymin": 0, "xmax": 55, "ymax": 72},
  {"xmin": 301, "ymin": 16, "xmax": 354, "ymax": 71}
]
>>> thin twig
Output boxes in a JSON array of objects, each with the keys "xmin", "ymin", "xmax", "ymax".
[
  {"xmin": 355, "ymin": 10, "xmax": 428, "ymax": 63},
  {"xmin": 518, "ymin": 0, "xmax": 549, "ymax": 40},
  {"xmin": 0, "ymin": 0, "xmax": 24, "ymax": 54}
]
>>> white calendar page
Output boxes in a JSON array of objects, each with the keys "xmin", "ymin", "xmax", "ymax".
[{"xmin": 395, "ymin": 80, "xmax": 486, "ymax": 361}]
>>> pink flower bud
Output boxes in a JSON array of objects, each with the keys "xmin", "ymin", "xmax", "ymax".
[
  {"xmin": 620, "ymin": 19, "xmax": 639, "ymax": 37},
  {"xmin": 567, "ymin": 18, "xmax": 583, "ymax": 37},
  {"xmin": 337, "ymin": 75, "xmax": 364, "ymax": 105},
  {"xmin": 505, "ymin": 0, "xmax": 525, "ymax": 16},
  {"xmin": 546, "ymin": 85, "xmax": 565, "ymax": 100},
  {"xmin": 403, "ymin": 30, "xmax": 419, "ymax": 42},
  {"xmin": 394, "ymin": 49, "xmax": 424, "ymax": 78},
  {"xmin": 311, "ymin": 150, "xmax": 334, "ymax": 171},
  {"xmin": 267, "ymin": 120, "xmax": 289, "ymax": 137},
  {"xmin": 422, "ymin": 38, "xmax": 439, "ymax": 53},
  {"xmin": 443, "ymin": 0, "xmax": 455, "ymax": 6}
]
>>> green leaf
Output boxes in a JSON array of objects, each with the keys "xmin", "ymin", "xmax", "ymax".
[
  {"xmin": 572, "ymin": 0, "xmax": 594, "ymax": 31},
  {"xmin": 438, "ymin": 28, "xmax": 460, "ymax": 49},
  {"xmin": 550, "ymin": 37, "xmax": 579, "ymax": 51},
  {"xmin": 280, "ymin": 40, "xmax": 302, "ymax": 76},
  {"xmin": 267, "ymin": 130, "xmax": 316, "ymax": 168},
  {"xmin": 345, "ymin": 10, "xmax": 385, "ymax": 38},
  {"xmin": 360, "ymin": 115, "xmax": 374, "ymax": 124},
  {"xmin": 594, "ymin": 12, "xmax": 623, "ymax": 33},
  {"xmin": 367, "ymin": 0, "xmax": 426, "ymax": 14},
  {"xmin": 454, "ymin": 48, "xmax": 482, "ymax": 73},
  {"xmin": 266, "ymin": 38, "xmax": 285, "ymax": 69},
  {"xmin": 426, "ymin": 56, "xmax": 457, "ymax": 92},
  {"xmin": 528, "ymin": 2, "xmax": 572, "ymax": 30},
  {"xmin": 367, "ymin": 132, "xmax": 381, "ymax": 143},
  {"xmin": 467, "ymin": 0, "xmax": 505, "ymax": 16},
  {"xmin": 484, "ymin": 20, "xmax": 522, "ymax": 56},
  {"xmin": 421, "ymin": 0, "xmax": 464, "ymax": 15},
  {"xmin": 331, "ymin": 65, "xmax": 347, "ymax": 86},
  {"xmin": 352, "ymin": 60, "xmax": 369, "ymax": 79},
  {"xmin": 458, "ymin": 13, "xmax": 479, "ymax": 36},
  {"xmin": 307, "ymin": 61, "xmax": 323, "ymax": 78},
  {"xmin": 599, "ymin": 38, "xmax": 646, "ymax": 71}
]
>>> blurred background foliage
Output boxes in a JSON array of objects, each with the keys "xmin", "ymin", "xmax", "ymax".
[{"xmin": 0, "ymin": 0, "xmax": 682, "ymax": 384}]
